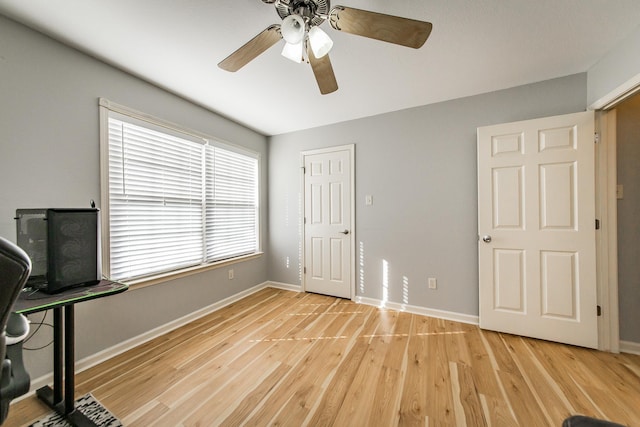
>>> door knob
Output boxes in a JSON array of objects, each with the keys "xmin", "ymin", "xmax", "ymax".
[
  {"xmin": 340, "ymin": 230, "xmax": 350, "ymax": 235},
  {"xmin": 482, "ymin": 235, "xmax": 492, "ymax": 243}
]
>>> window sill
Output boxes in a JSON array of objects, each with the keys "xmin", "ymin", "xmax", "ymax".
[{"xmin": 122, "ymin": 252, "xmax": 264, "ymax": 291}]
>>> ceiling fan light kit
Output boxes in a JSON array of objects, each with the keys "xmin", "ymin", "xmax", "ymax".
[
  {"xmin": 308, "ymin": 26, "xmax": 333, "ymax": 58},
  {"xmin": 281, "ymin": 14, "xmax": 306, "ymax": 44},
  {"xmin": 281, "ymin": 40, "xmax": 304, "ymax": 63},
  {"xmin": 218, "ymin": 0, "xmax": 433, "ymax": 95}
]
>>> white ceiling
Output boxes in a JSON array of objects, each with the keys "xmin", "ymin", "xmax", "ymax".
[{"xmin": 1, "ymin": 0, "xmax": 640, "ymax": 136}]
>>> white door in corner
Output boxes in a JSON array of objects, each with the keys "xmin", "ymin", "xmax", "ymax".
[
  {"xmin": 303, "ymin": 145, "xmax": 354, "ymax": 299},
  {"xmin": 477, "ymin": 111, "xmax": 598, "ymax": 349}
]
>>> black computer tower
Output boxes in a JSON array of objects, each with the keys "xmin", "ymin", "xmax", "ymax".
[
  {"xmin": 16, "ymin": 208, "xmax": 100, "ymax": 293},
  {"xmin": 46, "ymin": 208, "xmax": 100, "ymax": 292}
]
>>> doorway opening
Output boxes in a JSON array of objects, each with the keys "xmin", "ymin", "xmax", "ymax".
[{"xmin": 611, "ymin": 94, "xmax": 640, "ymax": 353}]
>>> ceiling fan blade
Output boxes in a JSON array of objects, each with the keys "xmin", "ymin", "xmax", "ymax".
[
  {"xmin": 218, "ymin": 25, "xmax": 282, "ymax": 72},
  {"xmin": 329, "ymin": 6, "xmax": 432, "ymax": 49},
  {"xmin": 307, "ymin": 45, "xmax": 338, "ymax": 95}
]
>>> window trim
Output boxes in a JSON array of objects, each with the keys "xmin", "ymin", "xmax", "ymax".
[{"xmin": 98, "ymin": 98, "xmax": 262, "ymax": 287}]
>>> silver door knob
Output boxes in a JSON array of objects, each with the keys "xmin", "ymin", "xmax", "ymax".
[
  {"xmin": 482, "ymin": 235, "xmax": 492, "ymax": 243},
  {"xmin": 340, "ymin": 230, "xmax": 350, "ymax": 235}
]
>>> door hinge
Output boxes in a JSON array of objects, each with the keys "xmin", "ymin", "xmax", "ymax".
[
  {"xmin": 594, "ymin": 132, "xmax": 600, "ymax": 143},
  {"xmin": 595, "ymin": 219, "xmax": 600, "ymax": 230},
  {"xmin": 304, "ymin": 217, "xmax": 307, "ymax": 224},
  {"xmin": 597, "ymin": 305, "xmax": 602, "ymax": 316},
  {"xmin": 303, "ymin": 266, "xmax": 307, "ymax": 274},
  {"xmin": 301, "ymin": 166, "xmax": 306, "ymax": 174}
]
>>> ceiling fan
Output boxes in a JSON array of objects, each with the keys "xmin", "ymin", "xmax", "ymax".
[{"xmin": 218, "ymin": 0, "xmax": 433, "ymax": 95}]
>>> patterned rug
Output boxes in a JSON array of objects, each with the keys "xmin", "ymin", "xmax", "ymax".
[{"xmin": 29, "ymin": 393, "xmax": 122, "ymax": 427}]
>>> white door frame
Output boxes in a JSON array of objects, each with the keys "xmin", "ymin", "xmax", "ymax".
[
  {"xmin": 595, "ymin": 109, "xmax": 620, "ymax": 352},
  {"xmin": 300, "ymin": 144, "xmax": 356, "ymax": 300},
  {"xmin": 590, "ymin": 73, "xmax": 640, "ymax": 352}
]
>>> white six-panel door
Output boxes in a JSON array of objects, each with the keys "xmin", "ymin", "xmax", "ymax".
[
  {"xmin": 303, "ymin": 146, "xmax": 353, "ymax": 299},
  {"xmin": 477, "ymin": 111, "xmax": 598, "ymax": 348}
]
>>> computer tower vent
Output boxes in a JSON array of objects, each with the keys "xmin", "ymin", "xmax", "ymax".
[{"xmin": 46, "ymin": 208, "xmax": 100, "ymax": 293}]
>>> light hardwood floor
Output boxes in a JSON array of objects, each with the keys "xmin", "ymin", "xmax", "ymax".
[{"xmin": 5, "ymin": 287, "xmax": 640, "ymax": 426}]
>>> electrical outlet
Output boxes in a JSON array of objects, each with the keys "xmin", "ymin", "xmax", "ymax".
[
  {"xmin": 428, "ymin": 277, "xmax": 437, "ymax": 289},
  {"xmin": 228, "ymin": 269, "xmax": 234, "ymax": 280}
]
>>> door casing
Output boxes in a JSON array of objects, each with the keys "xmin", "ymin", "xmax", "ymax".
[{"xmin": 589, "ymin": 73, "xmax": 640, "ymax": 352}]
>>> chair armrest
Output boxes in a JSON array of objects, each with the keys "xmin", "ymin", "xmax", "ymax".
[{"xmin": 5, "ymin": 314, "xmax": 29, "ymax": 346}]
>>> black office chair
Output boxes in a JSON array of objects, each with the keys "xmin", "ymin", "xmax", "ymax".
[
  {"xmin": 562, "ymin": 416, "xmax": 626, "ymax": 426},
  {"xmin": 0, "ymin": 236, "xmax": 31, "ymax": 424}
]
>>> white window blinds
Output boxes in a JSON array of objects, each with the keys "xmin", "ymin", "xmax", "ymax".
[
  {"xmin": 205, "ymin": 146, "xmax": 259, "ymax": 261},
  {"xmin": 104, "ymin": 110, "xmax": 259, "ymax": 281}
]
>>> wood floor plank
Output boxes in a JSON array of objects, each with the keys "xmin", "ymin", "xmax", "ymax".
[
  {"xmin": 304, "ymin": 310, "xmax": 377, "ymax": 426},
  {"xmin": 524, "ymin": 338, "xmax": 611, "ymax": 419},
  {"xmin": 496, "ymin": 369, "xmax": 548, "ymax": 427},
  {"xmin": 451, "ymin": 361, "xmax": 487, "ymax": 427},
  {"xmin": 78, "ymin": 287, "xmax": 292, "ymax": 396},
  {"xmin": 444, "ymin": 319, "xmax": 472, "ymax": 367},
  {"xmin": 366, "ymin": 311, "xmax": 412, "ymax": 426},
  {"xmin": 266, "ymin": 309, "xmax": 370, "ymax": 425},
  {"xmin": 125, "ymin": 400, "xmax": 170, "ymax": 427},
  {"xmin": 573, "ymin": 345, "xmax": 640, "ymax": 401},
  {"xmin": 218, "ymin": 362, "xmax": 297, "ymax": 426},
  {"xmin": 479, "ymin": 393, "xmax": 518, "ymax": 427},
  {"xmin": 149, "ymin": 296, "xmax": 335, "ymax": 425},
  {"xmin": 91, "ymin": 289, "xmax": 303, "ymax": 416},
  {"xmin": 332, "ymin": 309, "xmax": 400, "ymax": 425},
  {"xmin": 465, "ymin": 328, "xmax": 503, "ymax": 399},
  {"xmin": 500, "ymin": 334, "xmax": 571, "ymax": 425},
  {"xmin": 427, "ymin": 318, "xmax": 456, "ymax": 426},
  {"xmin": 183, "ymin": 359, "xmax": 283, "ymax": 426},
  {"xmin": 481, "ymin": 329, "xmax": 519, "ymax": 375},
  {"xmin": 398, "ymin": 315, "xmax": 430, "ymax": 426},
  {"xmin": 238, "ymin": 299, "xmax": 368, "ymax": 425},
  {"xmin": 581, "ymin": 384, "xmax": 638, "ymax": 426},
  {"xmin": 5, "ymin": 288, "xmax": 640, "ymax": 427}
]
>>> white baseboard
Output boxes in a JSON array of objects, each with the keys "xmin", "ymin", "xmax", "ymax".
[
  {"xmin": 620, "ymin": 340, "xmax": 640, "ymax": 355},
  {"xmin": 266, "ymin": 282, "xmax": 479, "ymax": 325},
  {"xmin": 266, "ymin": 281, "xmax": 302, "ymax": 292},
  {"xmin": 265, "ymin": 282, "xmax": 479, "ymax": 325},
  {"xmin": 26, "ymin": 280, "xmax": 277, "ymax": 396},
  {"xmin": 355, "ymin": 296, "xmax": 479, "ymax": 325}
]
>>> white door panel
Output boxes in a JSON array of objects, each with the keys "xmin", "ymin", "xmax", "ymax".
[
  {"xmin": 303, "ymin": 147, "xmax": 353, "ymax": 299},
  {"xmin": 478, "ymin": 111, "xmax": 597, "ymax": 348}
]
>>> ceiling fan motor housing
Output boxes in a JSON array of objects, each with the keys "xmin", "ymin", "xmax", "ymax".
[{"xmin": 274, "ymin": 0, "xmax": 330, "ymax": 27}]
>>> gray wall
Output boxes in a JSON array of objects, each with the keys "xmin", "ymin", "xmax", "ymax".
[
  {"xmin": 588, "ymin": 25, "xmax": 640, "ymax": 106},
  {"xmin": 616, "ymin": 95, "xmax": 640, "ymax": 344},
  {"xmin": 268, "ymin": 74, "xmax": 587, "ymax": 317},
  {"xmin": 0, "ymin": 15, "xmax": 269, "ymax": 379}
]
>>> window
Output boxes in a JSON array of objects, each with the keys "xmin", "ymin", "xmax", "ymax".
[{"xmin": 99, "ymin": 100, "xmax": 259, "ymax": 282}]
